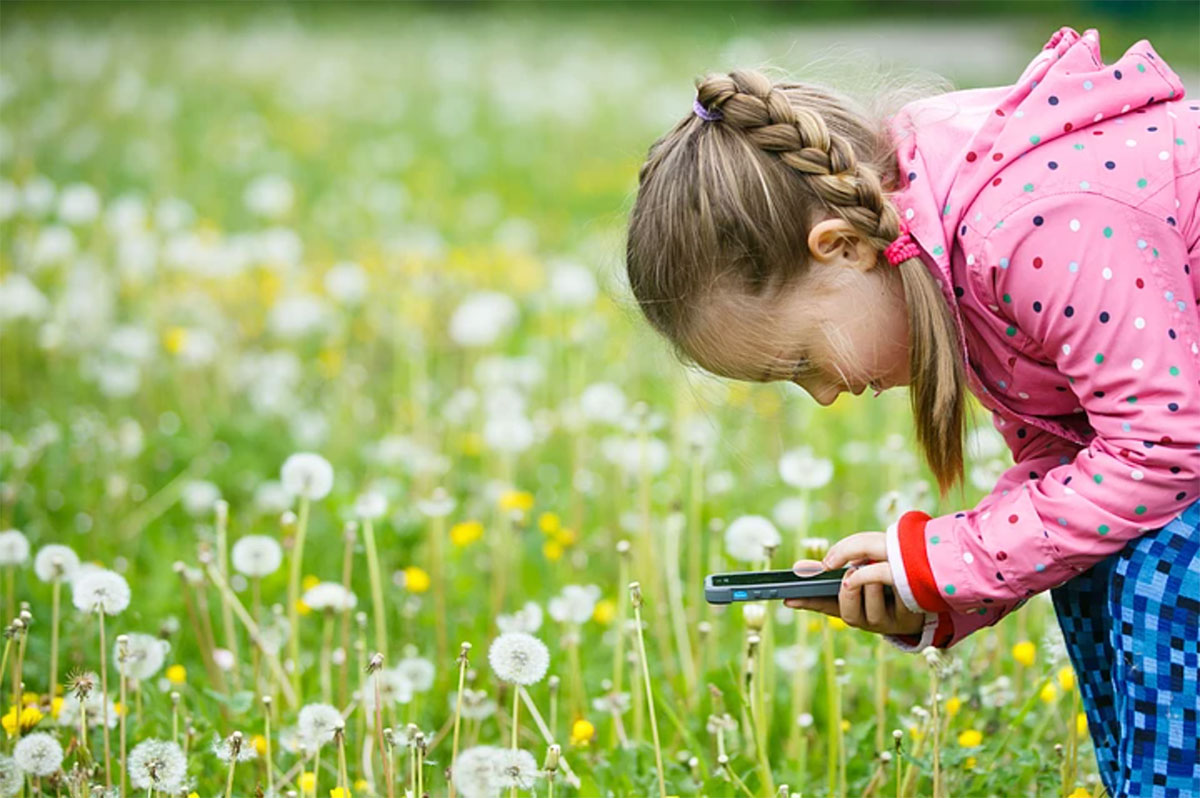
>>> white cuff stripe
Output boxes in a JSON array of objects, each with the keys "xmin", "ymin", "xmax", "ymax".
[{"xmin": 886, "ymin": 517, "xmax": 925, "ymax": 615}]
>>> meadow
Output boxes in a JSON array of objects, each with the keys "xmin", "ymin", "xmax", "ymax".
[{"xmin": 3, "ymin": 2, "xmax": 1196, "ymax": 796}]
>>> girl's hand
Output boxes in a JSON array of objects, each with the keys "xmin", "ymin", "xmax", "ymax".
[{"xmin": 784, "ymin": 532, "xmax": 926, "ymax": 636}]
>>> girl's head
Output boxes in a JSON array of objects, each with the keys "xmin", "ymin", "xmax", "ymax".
[{"xmin": 625, "ymin": 68, "xmax": 970, "ymax": 499}]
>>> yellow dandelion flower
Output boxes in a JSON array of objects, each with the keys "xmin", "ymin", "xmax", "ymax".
[
  {"xmin": 956, "ymin": 729, "xmax": 983, "ymax": 748},
  {"xmin": 570, "ymin": 718, "xmax": 595, "ymax": 746},
  {"xmin": 163, "ymin": 326, "xmax": 188, "ymax": 355},
  {"xmin": 166, "ymin": 664, "xmax": 187, "ymax": 685},
  {"xmin": 460, "ymin": 432, "xmax": 483, "ymax": 457},
  {"xmin": 1057, "ymin": 666, "xmax": 1076, "ymax": 691},
  {"xmin": 50, "ymin": 697, "xmax": 63, "ymax": 718},
  {"xmin": 354, "ymin": 780, "xmax": 368, "ymax": 792},
  {"xmin": 330, "ymin": 788, "xmax": 351, "ymax": 798},
  {"xmin": 1039, "ymin": 682, "xmax": 1059, "ymax": 703},
  {"xmin": 403, "ymin": 566, "xmax": 431, "ymax": 593},
  {"xmin": 2, "ymin": 705, "xmax": 42, "ymax": 736},
  {"xmin": 302, "ymin": 574, "xmax": 321, "ymax": 592},
  {"xmin": 841, "ymin": 719, "xmax": 850, "ymax": 732},
  {"xmin": 450, "ymin": 520, "xmax": 484, "ymax": 547},
  {"xmin": 21, "ymin": 692, "xmax": 38, "ymax": 707},
  {"xmin": 299, "ymin": 772, "xmax": 316, "ymax": 794},
  {"xmin": 965, "ymin": 756, "xmax": 977, "ymax": 769},
  {"xmin": 828, "ymin": 616, "xmax": 848, "ymax": 631},
  {"xmin": 113, "ymin": 701, "xmax": 125, "ymax": 717},
  {"xmin": 807, "ymin": 619, "xmax": 823, "ymax": 634},
  {"xmin": 1068, "ymin": 788, "xmax": 1090, "ymax": 798},
  {"xmin": 1076, "ymin": 712, "xmax": 1088, "ymax": 736},
  {"xmin": 538, "ymin": 512, "xmax": 561, "ymax": 534},
  {"xmin": 1012, "ymin": 640, "xmax": 1036, "ymax": 667},
  {"xmin": 499, "ymin": 490, "xmax": 534, "ymax": 513},
  {"xmin": 908, "ymin": 724, "xmax": 924, "ymax": 741},
  {"xmin": 189, "ymin": 793, "xmax": 200, "ymax": 798},
  {"xmin": 543, "ymin": 540, "xmax": 563, "ymax": 561},
  {"xmin": 296, "ymin": 599, "xmax": 312, "ymax": 617},
  {"xmin": 317, "ymin": 347, "xmax": 344, "ymax": 379},
  {"xmin": 553, "ymin": 527, "xmax": 578, "ymax": 546},
  {"xmin": 593, "ymin": 598, "xmax": 616, "ymax": 626},
  {"xmin": 945, "ymin": 696, "xmax": 962, "ymax": 716},
  {"xmin": 252, "ymin": 734, "xmax": 267, "ymax": 756}
]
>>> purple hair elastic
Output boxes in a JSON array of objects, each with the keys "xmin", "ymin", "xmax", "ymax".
[{"xmin": 693, "ymin": 95, "xmax": 723, "ymax": 122}]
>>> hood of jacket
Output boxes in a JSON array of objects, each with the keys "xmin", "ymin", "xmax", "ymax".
[{"xmin": 884, "ymin": 25, "xmax": 1188, "ymax": 398}]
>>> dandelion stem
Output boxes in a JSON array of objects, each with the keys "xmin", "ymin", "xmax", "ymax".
[
  {"xmin": 49, "ymin": 577, "xmax": 61, "ymax": 702},
  {"xmin": 320, "ymin": 612, "xmax": 335, "ymax": 704},
  {"xmin": 664, "ymin": 511, "xmax": 697, "ymax": 704},
  {"xmin": 746, "ymin": 635, "xmax": 774, "ymax": 795},
  {"xmin": 517, "ymin": 686, "xmax": 582, "ymax": 790},
  {"xmin": 630, "ymin": 582, "xmax": 667, "ymax": 798},
  {"xmin": 338, "ymin": 523, "xmax": 356, "ymax": 707},
  {"xmin": 97, "ymin": 610, "xmax": 112, "ymax": 789},
  {"xmin": 288, "ymin": 494, "xmax": 311, "ymax": 698},
  {"xmin": 264, "ymin": 700, "xmax": 275, "ymax": 798},
  {"xmin": 822, "ymin": 621, "xmax": 838, "ymax": 798},
  {"xmin": 224, "ymin": 752, "xmax": 237, "ymax": 798},
  {"xmin": 215, "ymin": 501, "xmax": 242, "ymax": 692},
  {"xmin": 449, "ymin": 643, "xmax": 469, "ymax": 798},
  {"xmin": 510, "ymin": 683, "xmax": 521, "ymax": 798},
  {"xmin": 931, "ymin": 666, "xmax": 941, "ymax": 798},
  {"xmin": 119, "ymin": 640, "xmax": 129, "ymax": 798},
  {"xmin": 431, "ymin": 512, "xmax": 448, "ymax": 667},
  {"xmin": 362, "ymin": 519, "xmax": 389, "ymax": 662},
  {"xmin": 338, "ymin": 730, "xmax": 350, "ymax": 793}
]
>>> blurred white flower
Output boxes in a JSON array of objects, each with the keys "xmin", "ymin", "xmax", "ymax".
[
  {"xmin": 772, "ymin": 497, "xmax": 810, "ymax": 530},
  {"xmin": 968, "ymin": 423, "xmax": 1008, "ymax": 460},
  {"xmin": 548, "ymin": 585, "xmax": 601, "ymax": 625},
  {"xmin": 363, "ymin": 668, "xmax": 414, "ymax": 711},
  {"xmin": 280, "ymin": 452, "xmax": 334, "ymax": 500},
  {"xmin": 578, "ymin": 382, "xmax": 626, "ymax": 425},
  {"xmin": 128, "ymin": 739, "xmax": 186, "ymax": 792},
  {"xmin": 779, "ymin": 447, "xmax": 834, "ymax": 490},
  {"xmin": 72, "ymin": 568, "xmax": 131, "ymax": 615},
  {"xmin": 231, "ymin": 535, "xmax": 283, "ymax": 578},
  {"xmin": 244, "ymin": 173, "xmax": 294, "ymax": 218},
  {"xmin": 104, "ymin": 194, "xmax": 147, "ymax": 236},
  {"xmin": 497, "ymin": 601, "xmax": 543, "ymax": 635},
  {"xmin": 269, "ymin": 294, "xmax": 331, "ymax": 339},
  {"xmin": 57, "ymin": 691, "xmax": 118, "ymax": 729},
  {"xmin": 34, "ymin": 543, "xmax": 79, "ymax": 582},
  {"xmin": 297, "ymin": 703, "xmax": 343, "ymax": 747},
  {"xmin": 452, "ymin": 745, "xmax": 503, "ymax": 798},
  {"xmin": 302, "ymin": 582, "xmax": 357, "ymax": 612},
  {"xmin": 0, "ymin": 274, "xmax": 49, "ymax": 323},
  {"xmin": 449, "ymin": 291, "xmax": 518, "ymax": 347},
  {"xmin": 31, "ymin": 225, "xmax": 77, "ymax": 267},
  {"xmin": 57, "ymin": 182, "xmax": 101, "ymax": 224},
  {"xmin": 396, "ymin": 656, "xmax": 436, "ymax": 693},
  {"xmin": 13, "ymin": 731, "xmax": 63, "ymax": 776},
  {"xmin": 454, "ymin": 688, "xmax": 497, "ymax": 720},
  {"xmin": 415, "ymin": 488, "xmax": 455, "ymax": 518},
  {"xmin": 212, "ymin": 732, "xmax": 257, "ymax": 763},
  {"xmin": 181, "ymin": 480, "xmax": 221, "ymax": 518},
  {"xmin": 0, "ymin": 529, "xmax": 30, "ymax": 565},
  {"xmin": 724, "ymin": 515, "xmax": 781, "ymax": 563},
  {"xmin": 254, "ymin": 480, "xmax": 293, "ymax": 515},
  {"xmin": 115, "ymin": 633, "xmax": 170, "ymax": 682},
  {"xmin": 354, "ymin": 490, "xmax": 388, "ymax": 520},
  {"xmin": 548, "ymin": 259, "xmax": 597, "ymax": 308},
  {"xmin": 601, "ymin": 435, "xmax": 669, "ymax": 476},
  {"xmin": 323, "ymin": 261, "xmax": 368, "ymax": 304},
  {"xmin": 483, "ymin": 415, "xmax": 534, "ymax": 454},
  {"xmin": 22, "ymin": 175, "xmax": 56, "ymax": 216},
  {"xmin": 488, "ymin": 632, "xmax": 549, "ymax": 685},
  {"xmin": 496, "ymin": 748, "xmax": 540, "ymax": 790}
]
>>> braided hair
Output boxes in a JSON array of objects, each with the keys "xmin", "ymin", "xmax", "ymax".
[{"xmin": 625, "ymin": 68, "xmax": 971, "ymax": 500}]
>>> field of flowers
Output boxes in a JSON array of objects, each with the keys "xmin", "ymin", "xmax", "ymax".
[{"xmin": 5, "ymin": 3, "xmax": 1192, "ymax": 796}]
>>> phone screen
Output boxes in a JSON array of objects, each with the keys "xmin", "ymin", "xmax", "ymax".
[{"xmin": 709, "ymin": 567, "xmax": 848, "ymax": 587}]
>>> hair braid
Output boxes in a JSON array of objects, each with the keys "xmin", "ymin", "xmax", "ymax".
[{"xmin": 694, "ymin": 68, "xmax": 970, "ymax": 499}]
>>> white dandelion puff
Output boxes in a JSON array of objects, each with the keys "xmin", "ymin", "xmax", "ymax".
[
  {"xmin": 0, "ymin": 530, "xmax": 29, "ymax": 566},
  {"xmin": 547, "ymin": 585, "xmax": 601, "ymax": 625},
  {"xmin": 127, "ymin": 738, "xmax": 187, "ymax": 791},
  {"xmin": 395, "ymin": 656, "xmax": 436, "ymax": 693},
  {"xmin": 34, "ymin": 543, "xmax": 79, "ymax": 582},
  {"xmin": 363, "ymin": 668, "xmax": 414, "ymax": 712},
  {"xmin": 496, "ymin": 748, "xmax": 541, "ymax": 789},
  {"xmin": 354, "ymin": 490, "xmax": 388, "ymax": 520},
  {"xmin": 497, "ymin": 601, "xmax": 543, "ymax": 634},
  {"xmin": 72, "ymin": 569, "xmax": 131, "ymax": 615},
  {"xmin": 724, "ymin": 515, "xmax": 781, "ymax": 563},
  {"xmin": 212, "ymin": 732, "xmax": 258, "ymax": 763},
  {"xmin": 0, "ymin": 754, "xmax": 18, "ymax": 797},
  {"xmin": 778, "ymin": 447, "xmax": 834, "ymax": 489},
  {"xmin": 230, "ymin": 535, "xmax": 283, "ymax": 578},
  {"xmin": 280, "ymin": 452, "xmax": 334, "ymax": 500},
  {"xmin": 488, "ymin": 632, "xmax": 550, "ymax": 685},
  {"xmin": 114, "ymin": 633, "xmax": 170, "ymax": 682},
  {"xmin": 180, "ymin": 480, "xmax": 221, "ymax": 517},
  {"xmin": 297, "ymin": 703, "xmax": 344, "ymax": 747},
  {"xmin": 452, "ymin": 745, "xmax": 504, "ymax": 798},
  {"xmin": 13, "ymin": 731, "xmax": 63, "ymax": 776},
  {"xmin": 56, "ymin": 692, "xmax": 118, "ymax": 729},
  {"xmin": 302, "ymin": 582, "xmax": 357, "ymax": 612}
]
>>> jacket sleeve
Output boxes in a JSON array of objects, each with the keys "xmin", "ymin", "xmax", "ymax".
[{"xmin": 887, "ymin": 194, "xmax": 1200, "ymax": 639}]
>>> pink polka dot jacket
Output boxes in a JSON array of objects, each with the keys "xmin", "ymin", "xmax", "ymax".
[{"xmin": 878, "ymin": 26, "xmax": 1200, "ymax": 652}]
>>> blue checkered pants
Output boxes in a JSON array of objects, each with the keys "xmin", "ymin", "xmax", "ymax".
[{"xmin": 1051, "ymin": 498, "xmax": 1200, "ymax": 798}]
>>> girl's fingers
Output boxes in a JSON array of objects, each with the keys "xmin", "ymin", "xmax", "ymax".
[
  {"xmin": 863, "ymin": 583, "xmax": 888, "ymax": 629},
  {"xmin": 822, "ymin": 532, "xmax": 887, "ymax": 570},
  {"xmin": 784, "ymin": 596, "xmax": 841, "ymax": 618},
  {"xmin": 839, "ymin": 568, "xmax": 865, "ymax": 628},
  {"xmin": 841, "ymin": 561, "xmax": 895, "ymax": 590}
]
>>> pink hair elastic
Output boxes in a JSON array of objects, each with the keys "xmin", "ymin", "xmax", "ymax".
[{"xmin": 884, "ymin": 219, "xmax": 921, "ymax": 266}]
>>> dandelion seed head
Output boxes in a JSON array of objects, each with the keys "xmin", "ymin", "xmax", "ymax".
[
  {"xmin": 0, "ymin": 529, "xmax": 29, "ymax": 566},
  {"xmin": 13, "ymin": 731, "xmax": 63, "ymax": 776},
  {"xmin": 114, "ymin": 632, "xmax": 170, "ymax": 681},
  {"xmin": 127, "ymin": 738, "xmax": 187, "ymax": 791},
  {"xmin": 396, "ymin": 656, "xmax": 435, "ymax": 693},
  {"xmin": 724, "ymin": 515, "xmax": 781, "ymax": 563},
  {"xmin": 72, "ymin": 568, "xmax": 131, "ymax": 615},
  {"xmin": 496, "ymin": 748, "xmax": 540, "ymax": 789},
  {"xmin": 778, "ymin": 447, "xmax": 834, "ymax": 489},
  {"xmin": 34, "ymin": 543, "xmax": 79, "ymax": 582},
  {"xmin": 0, "ymin": 754, "xmax": 17, "ymax": 797},
  {"xmin": 547, "ymin": 584, "xmax": 601, "ymax": 625},
  {"xmin": 212, "ymin": 731, "xmax": 257, "ymax": 763},
  {"xmin": 354, "ymin": 490, "xmax": 388, "ymax": 520},
  {"xmin": 363, "ymin": 668, "xmax": 414, "ymax": 711},
  {"xmin": 297, "ymin": 703, "xmax": 343, "ymax": 747},
  {"xmin": 231, "ymin": 535, "xmax": 284, "ymax": 578},
  {"xmin": 488, "ymin": 632, "xmax": 549, "ymax": 685},
  {"xmin": 496, "ymin": 601, "xmax": 543, "ymax": 634},
  {"xmin": 280, "ymin": 452, "xmax": 334, "ymax": 500},
  {"xmin": 452, "ymin": 745, "xmax": 504, "ymax": 798},
  {"xmin": 301, "ymin": 582, "xmax": 357, "ymax": 612}
]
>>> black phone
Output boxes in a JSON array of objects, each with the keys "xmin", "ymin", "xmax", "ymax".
[{"xmin": 704, "ymin": 567, "xmax": 895, "ymax": 604}]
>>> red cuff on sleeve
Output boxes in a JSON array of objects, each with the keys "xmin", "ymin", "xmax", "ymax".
[
  {"xmin": 932, "ymin": 613, "xmax": 954, "ymax": 648},
  {"xmin": 897, "ymin": 510, "xmax": 953, "ymax": 613}
]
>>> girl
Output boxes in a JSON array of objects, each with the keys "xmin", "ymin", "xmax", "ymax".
[{"xmin": 624, "ymin": 26, "xmax": 1198, "ymax": 797}]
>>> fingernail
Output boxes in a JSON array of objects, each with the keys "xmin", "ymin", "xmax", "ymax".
[{"xmin": 793, "ymin": 561, "xmax": 825, "ymax": 577}]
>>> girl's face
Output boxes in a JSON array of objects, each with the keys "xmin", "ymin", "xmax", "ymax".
[{"xmin": 686, "ymin": 218, "xmax": 911, "ymax": 405}]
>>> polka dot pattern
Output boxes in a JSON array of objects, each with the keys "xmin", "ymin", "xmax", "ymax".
[{"xmin": 878, "ymin": 27, "xmax": 1197, "ymax": 650}]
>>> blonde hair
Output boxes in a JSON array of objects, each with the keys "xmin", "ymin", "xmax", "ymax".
[{"xmin": 624, "ymin": 66, "xmax": 972, "ymax": 500}]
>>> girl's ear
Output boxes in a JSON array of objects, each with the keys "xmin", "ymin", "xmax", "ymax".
[{"xmin": 808, "ymin": 219, "xmax": 868, "ymax": 267}]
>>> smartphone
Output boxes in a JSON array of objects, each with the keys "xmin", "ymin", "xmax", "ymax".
[{"xmin": 704, "ymin": 567, "xmax": 895, "ymax": 604}]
